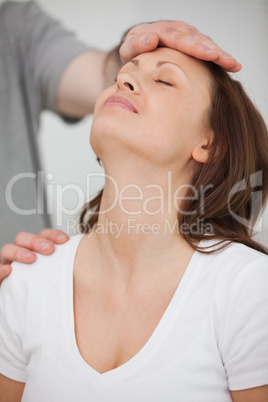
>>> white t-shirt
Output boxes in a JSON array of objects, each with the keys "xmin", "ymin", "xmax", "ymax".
[{"xmin": 0, "ymin": 234, "xmax": 268, "ymax": 402}]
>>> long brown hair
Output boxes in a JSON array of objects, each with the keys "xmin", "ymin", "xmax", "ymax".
[{"xmin": 80, "ymin": 62, "xmax": 268, "ymax": 254}]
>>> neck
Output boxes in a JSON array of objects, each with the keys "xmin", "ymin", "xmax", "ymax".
[{"xmin": 87, "ymin": 164, "xmax": 196, "ymax": 283}]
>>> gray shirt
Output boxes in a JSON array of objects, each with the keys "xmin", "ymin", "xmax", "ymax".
[{"xmin": 0, "ymin": 1, "xmax": 88, "ymax": 248}]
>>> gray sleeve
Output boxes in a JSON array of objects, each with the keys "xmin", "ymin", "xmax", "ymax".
[{"xmin": 2, "ymin": 1, "xmax": 90, "ymax": 113}]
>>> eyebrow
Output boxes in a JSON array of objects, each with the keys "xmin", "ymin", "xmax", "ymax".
[
  {"xmin": 156, "ymin": 61, "xmax": 188, "ymax": 78},
  {"xmin": 130, "ymin": 59, "xmax": 188, "ymax": 78}
]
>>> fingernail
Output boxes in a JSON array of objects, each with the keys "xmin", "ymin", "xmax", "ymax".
[
  {"xmin": 22, "ymin": 251, "xmax": 33, "ymax": 259},
  {"xmin": 145, "ymin": 34, "xmax": 153, "ymax": 47},
  {"xmin": 40, "ymin": 242, "xmax": 50, "ymax": 251},
  {"xmin": 222, "ymin": 54, "xmax": 233, "ymax": 59}
]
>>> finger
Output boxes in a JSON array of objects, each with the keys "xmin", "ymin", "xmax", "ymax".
[
  {"xmin": 224, "ymin": 63, "xmax": 242, "ymax": 73},
  {"xmin": 196, "ymin": 35, "xmax": 242, "ymax": 71},
  {"xmin": 158, "ymin": 31, "xmax": 229, "ymax": 61},
  {"xmin": 120, "ymin": 32, "xmax": 159, "ymax": 62},
  {"xmin": 125, "ymin": 21, "xmax": 241, "ymax": 72},
  {"xmin": 14, "ymin": 232, "xmax": 55, "ymax": 255},
  {"xmin": 123, "ymin": 22, "xmax": 218, "ymax": 58},
  {"xmin": 122, "ymin": 32, "xmax": 241, "ymax": 72},
  {"xmin": 38, "ymin": 228, "xmax": 69, "ymax": 244},
  {"xmin": 159, "ymin": 34, "xmax": 241, "ymax": 72},
  {"xmin": 1, "ymin": 243, "xmax": 36, "ymax": 265},
  {"xmin": 0, "ymin": 264, "xmax": 12, "ymax": 285},
  {"xmin": 212, "ymin": 55, "xmax": 242, "ymax": 72}
]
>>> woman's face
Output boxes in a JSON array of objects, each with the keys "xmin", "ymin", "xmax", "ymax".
[{"xmin": 90, "ymin": 47, "xmax": 212, "ymax": 171}]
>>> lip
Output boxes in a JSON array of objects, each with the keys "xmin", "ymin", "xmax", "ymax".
[{"xmin": 104, "ymin": 95, "xmax": 138, "ymax": 113}]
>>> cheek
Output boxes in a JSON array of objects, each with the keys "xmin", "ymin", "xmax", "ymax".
[
  {"xmin": 141, "ymin": 100, "xmax": 207, "ymax": 165},
  {"xmin": 93, "ymin": 85, "xmax": 116, "ymax": 115},
  {"xmin": 136, "ymin": 119, "xmax": 188, "ymax": 166},
  {"xmin": 144, "ymin": 101, "xmax": 192, "ymax": 146}
]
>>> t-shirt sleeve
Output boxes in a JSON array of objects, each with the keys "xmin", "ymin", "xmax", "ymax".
[
  {"xmin": 219, "ymin": 256, "xmax": 268, "ymax": 390},
  {"xmin": 2, "ymin": 1, "xmax": 89, "ymax": 113},
  {"xmin": 0, "ymin": 272, "xmax": 28, "ymax": 383}
]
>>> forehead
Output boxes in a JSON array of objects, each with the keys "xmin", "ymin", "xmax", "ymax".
[
  {"xmin": 132, "ymin": 47, "xmax": 212, "ymax": 89},
  {"xmin": 135, "ymin": 47, "xmax": 209, "ymax": 72}
]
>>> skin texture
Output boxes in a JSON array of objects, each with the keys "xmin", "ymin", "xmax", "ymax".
[
  {"xmin": 0, "ymin": 20, "xmax": 241, "ymax": 278},
  {"xmin": 72, "ymin": 48, "xmax": 213, "ymax": 376},
  {"xmin": 231, "ymin": 386, "xmax": 268, "ymax": 402},
  {"xmin": 91, "ymin": 48, "xmax": 212, "ymax": 169},
  {"xmin": 56, "ymin": 21, "xmax": 241, "ymax": 119},
  {"xmin": 0, "ymin": 48, "xmax": 267, "ymax": 402},
  {"xmin": 0, "ymin": 374, "xmax": 25, "ymax": 402},
  {"xmin": 120, "ymin": 21, "xmax": 241, "ymax": 72}
]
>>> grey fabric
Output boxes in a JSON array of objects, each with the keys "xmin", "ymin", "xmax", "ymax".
[{"xmin": 0, "ymin": 1, "xmax": 88, "ymax": 248}]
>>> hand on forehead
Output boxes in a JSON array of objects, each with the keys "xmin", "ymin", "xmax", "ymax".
[{"xmin": 120, "ymin": 21, "xmax": 242, "ymax": 73}]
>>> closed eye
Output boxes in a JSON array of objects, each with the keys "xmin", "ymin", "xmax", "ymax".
[{"xmin": 155, "ymin": 79, "xmax": 173, "ymax": 87}]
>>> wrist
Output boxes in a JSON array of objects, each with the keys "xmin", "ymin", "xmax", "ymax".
[{"xmin": 103, "ymin": 44, "xmax": 123, "ymax": 88}]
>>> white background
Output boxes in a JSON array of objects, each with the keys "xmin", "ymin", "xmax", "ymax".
[{"xmin": 6, "ymin": 0, "xmax": 268, "ymax": 244}]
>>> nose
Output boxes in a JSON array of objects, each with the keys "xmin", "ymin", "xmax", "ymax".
[
  {"xmin": 116, "ymin": 72, "xmax": 137, "ymax": 92},
  {"xmin": 123, "ymin": 82, "xmax": 134, "ymax": 91}
]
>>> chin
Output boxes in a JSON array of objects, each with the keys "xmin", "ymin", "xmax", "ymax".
[{"xmin": 90, "ymin": 114, "xmax": 127, "ymax": 153}]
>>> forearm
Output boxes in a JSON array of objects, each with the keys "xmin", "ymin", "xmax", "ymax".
[
  {"xmin": 0, "ymin": 374, "xmax": 25, "ymax": 402},
  {"xmin": 56, "ymin": 46, "xmax": 122, "ymax": 118},
  {"xmin": 56, "ymin": 20, "xmax": 241, "ymax": 119}
]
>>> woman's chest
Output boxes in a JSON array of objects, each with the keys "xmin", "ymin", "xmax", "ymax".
[
  {"xmin": 73, "ymin": 285, "xmax": 178, "ymax": 374},
  {"xmin": 23, "ymin": 291, "xmax": 230, "ymax": 402}
]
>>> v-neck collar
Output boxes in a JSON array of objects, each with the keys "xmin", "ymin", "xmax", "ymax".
[{"xmin": 63, "ymin": 234, "xmax": 202, "ymax": 387}]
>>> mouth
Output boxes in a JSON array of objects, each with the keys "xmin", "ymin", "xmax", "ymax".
[{"xmin": 104, "ymin": 96, "xmax": 138, "ymax": 113}]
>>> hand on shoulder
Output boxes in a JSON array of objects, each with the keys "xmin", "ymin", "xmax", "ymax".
[{"xmin": 0, "ymin": 229, "xmax": 69, "ymax": 285}]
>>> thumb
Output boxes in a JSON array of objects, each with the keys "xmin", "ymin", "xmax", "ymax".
[
  {"xmin": 0, "ymin": 264, "xmax": 12, "ymax": 285},
  {"xmin": 120, "ymin": 32, "xmax": 159, "ymax": 62}
]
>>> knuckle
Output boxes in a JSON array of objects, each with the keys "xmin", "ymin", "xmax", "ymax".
[
  {"xmin": 161, "ymin": 21, "xmax": 199, "ymax": 40},
  {"xmin": 196, "ymin": 32, "xmax": 213, "ymax": 44},
  {"xmin": 33, "ymin": 237, "xmax": 45, "ymax": 249},
  {"xmin": 14, "ymin": 247, "xmax": 21, "ymax": 260},
  {"xmin": 173, "ymin": 20, "xmax": 188, "ymax": 30},
  {"xmin": 15, "ymin": 231, "xmax": 39, "ymax": 249},
  {"xmin": 15, "ymin": 231, "xmax": 29, "ymax": 244},
  {"xmin": 1, "ymin": 243, "xmax": 11, "ymax": 256},
  {"xmin": 164, "ymin": 26, "xmax": 176, "ymax": 35},
  {"xmin": 38, "ymin": 228, "xmax": 50, "ymax": 237},
  {"xmin": 157, "ymin": 20, "xmax": 169, "ymax": 28},
  {"xmin": 187, "ymin": 24, "xmax": 198, "ymax": 34}
]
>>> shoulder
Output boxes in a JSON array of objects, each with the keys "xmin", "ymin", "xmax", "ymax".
[
  {"xmin": 200, "ymin": 240, "xmax": 267, "ymax": 273},
  {"xmin": 0, "ymin": 1, "xmax": 41, "ymax": 20},
  {"xmin": 196, "ymin": 240, "xmax": 268, "ymax": 302},
  {"xmin": 218, "ymin": 242, "xmax": 268, "ymax": 293},
  {"xmin": 1, "ymin": 234, "xmax": 83, "ymax": 298},
  {"xmin": 212, "ymin": 246, "xmax": 268, "ymax": 391},
  {"xmin": 0, "ymin": 1, "xmax": 47, "ymax": 50},
  {"xmin": 219, "ymin": 241, "xmax": 267, "ymax": 280}
]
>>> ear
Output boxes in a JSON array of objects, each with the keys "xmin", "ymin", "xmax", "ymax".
[{"xmin": 192, "ymin": 131, "xmax": 213, "ymax": 164}]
